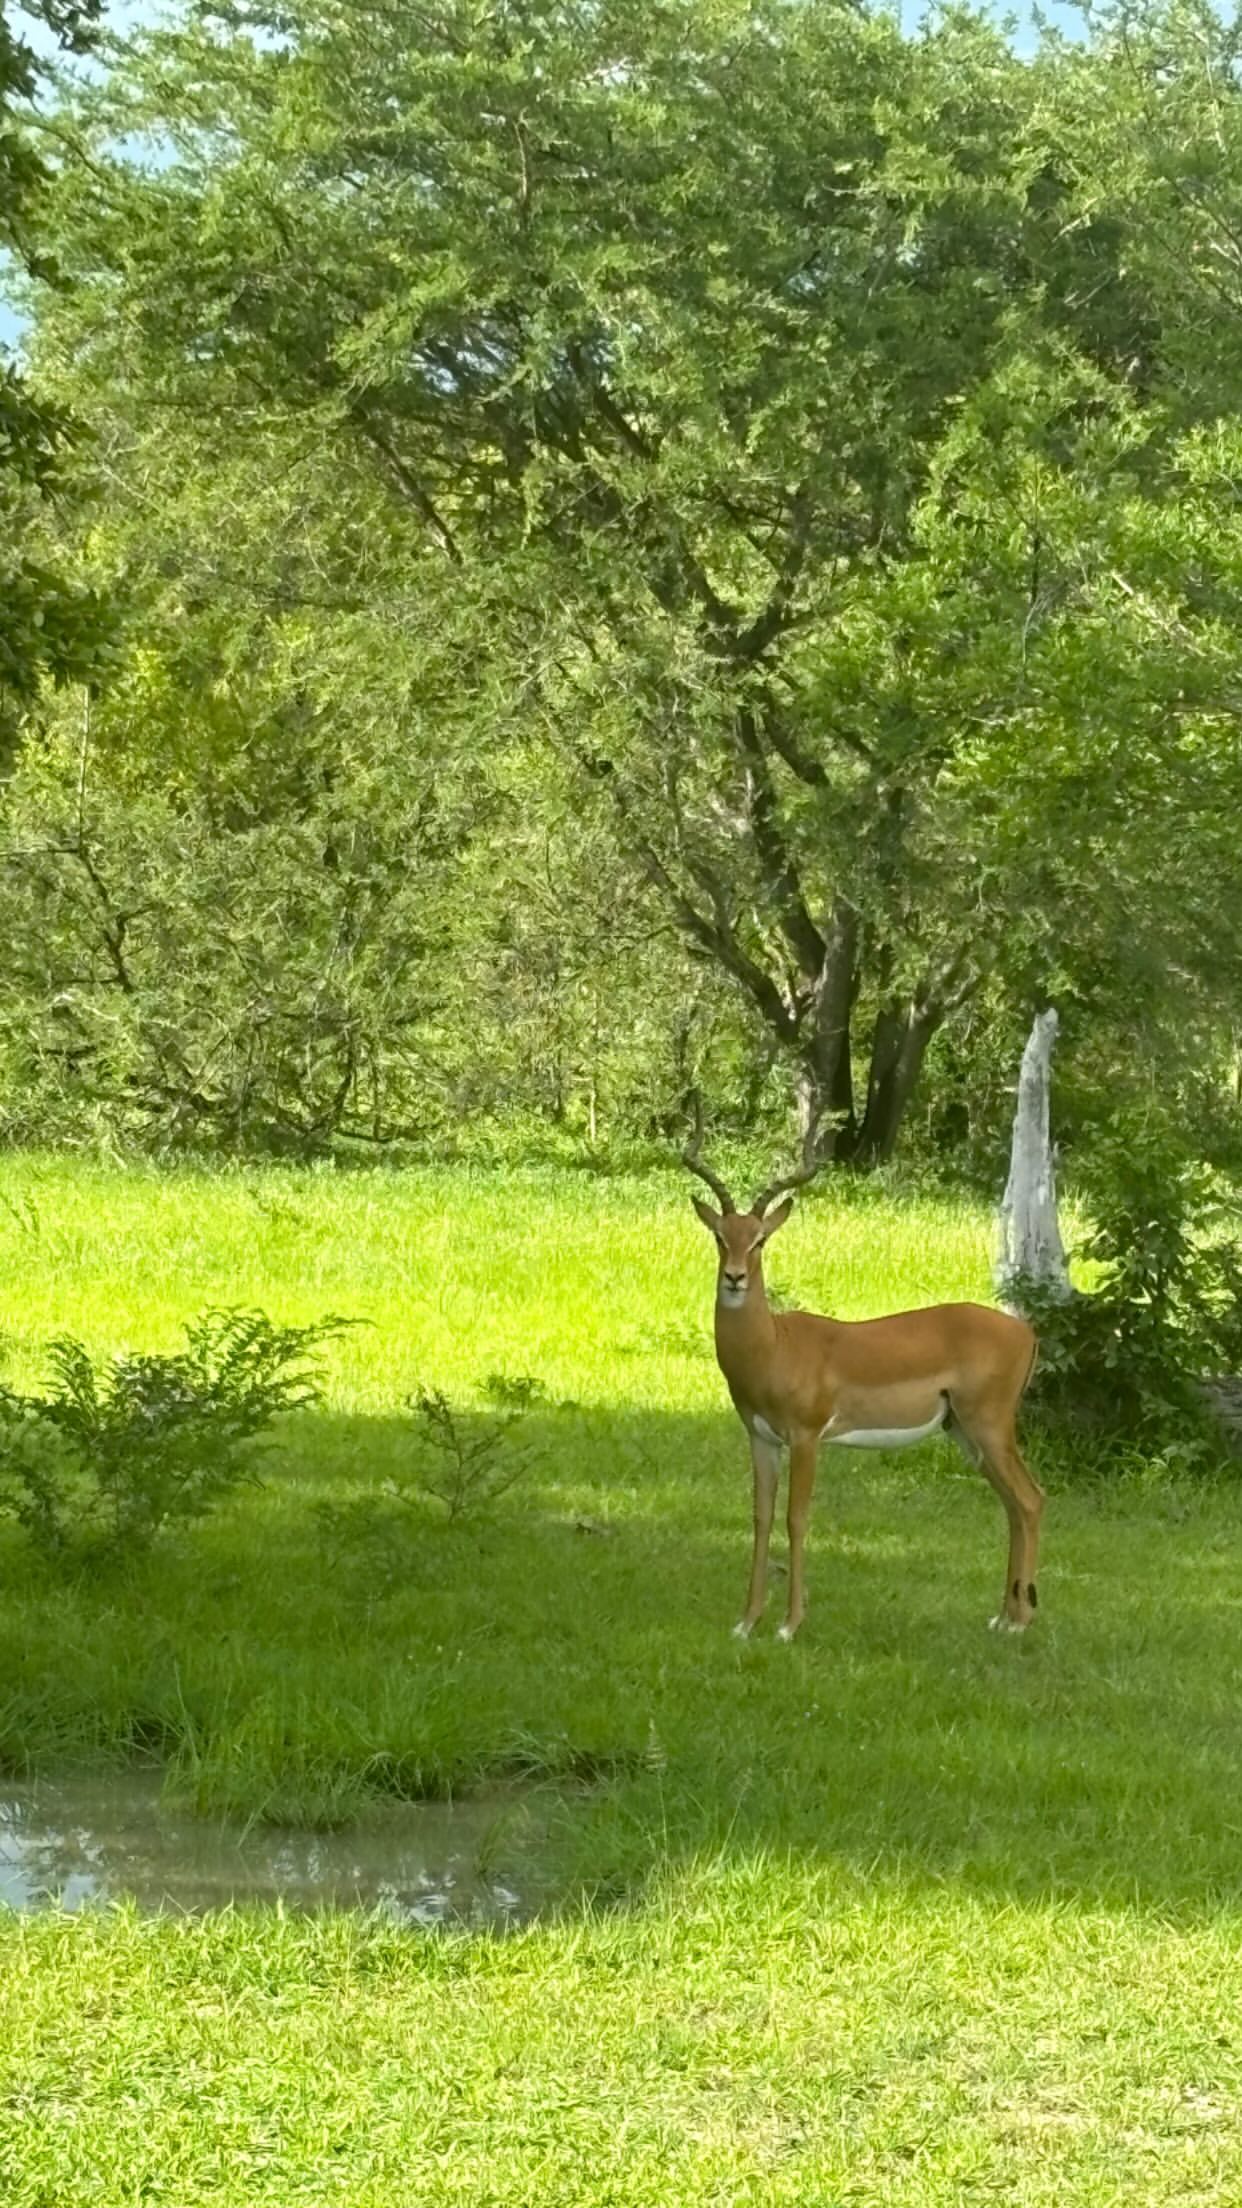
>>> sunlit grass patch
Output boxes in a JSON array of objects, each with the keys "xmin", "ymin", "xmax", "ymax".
[{"xmin": 0, "ymin": 1157, "xmax": 1239, "ymax": 2204}]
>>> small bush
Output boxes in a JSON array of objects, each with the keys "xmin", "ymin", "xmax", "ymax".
[
  {"xmin": 0, "ymin": 1307, "xmax": 353, "ymax": 1563},
  {"xmin": 406, "ymin": 1378, "xmax": 543, "ymax": 1520},
  {"xmin": 1016, "ymin": 1124, "xmax": 1242, "ymax": 1472},
  {"xmin": 316, "ymin": 1375, "xmax": 545, "ymax": 1561}
]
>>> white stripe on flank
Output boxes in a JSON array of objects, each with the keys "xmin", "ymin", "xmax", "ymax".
[{"xmin": 827, "ymin": 1408, "xmax": 947, "ymax": 1450}]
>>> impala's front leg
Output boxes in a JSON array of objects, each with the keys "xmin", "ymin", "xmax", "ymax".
[
  {"xmin": 733, "ymin": 1431, "xmax": 780, "ymax": 1639},
  {"xmin": 778, "ymin": 1435, "xmax": 818, "ymax": 1643}
]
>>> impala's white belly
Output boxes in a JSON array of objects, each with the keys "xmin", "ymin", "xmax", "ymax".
[
  {"xmin": 750, "ymin": 1405, "xmax": 949, "ymax": 1451},
  {"xmin": 828, "ymin": 1406, "xmax": 948, "ymax": 1450}
]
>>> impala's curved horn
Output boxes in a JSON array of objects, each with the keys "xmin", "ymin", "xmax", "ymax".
[
  {"xmin": 751, "ymin": 1104, "xmax": 827, "ymax": 1217},
  {"xmin": 682, "ymin": 1089, "xmax": 737, "ymax": 1215}
]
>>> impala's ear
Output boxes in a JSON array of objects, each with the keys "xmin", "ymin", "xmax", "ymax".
[
  {"xmin": 691, "ymin": 1195, "xmax": 725, "ymax": 1235},
  {"xmin": 755, "ymin": 1196, "xmax": 794, "ymax": 1242}
]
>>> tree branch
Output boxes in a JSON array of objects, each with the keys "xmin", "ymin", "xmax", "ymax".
[
  {"xmin": 733, "ymin": 485, "xmax": 814, "ymax": 662},
  {"xmin": 349, "ymin": 410, "xmax": 464, "ymax": 565},
  {"xmin": 591, "ymin": 762, "xmax": 798, "ymax": 1041},
  {"xmin": 735, "ymin": 703, "xmax": 826, "ymax": 982}
]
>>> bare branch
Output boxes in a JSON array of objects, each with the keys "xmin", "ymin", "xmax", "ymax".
[
  {"xmin": 764, "ymin": 719, "xmax": 830, "ymax": 786},
  {"xmin": 766, "ymin": 710, "xmax": 879, "ymax": 780},
  {"xmin": 568, "ymin": 345, "xmax": 658, "ymax": 461},
  {"xmin": 595, "ymin": 757, "xmax": 799, "ymax": 1042},
  {"xmin": 733, "ymin": 485, "xmax": 814, "ymax": 663},
  {"xmin": 349, "ymin": 411, "xmax": 463, "ymax": 565},
  {"xmin": 735, "ymin": 704, "xmax": 826, "ymax": 981}
]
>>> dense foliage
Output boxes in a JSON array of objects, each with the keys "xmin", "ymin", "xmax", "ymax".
[
  {"xmin": 1016, "ymin": 1117, "xmax": 1242, "ymax": 1469},
  {"xmin": 3, "ymin": 0, "xmax": 1242, "ymax": 1178},
  {"xmin": 0, "ymin": 0, "xmax": 112, "ymax": 732}
]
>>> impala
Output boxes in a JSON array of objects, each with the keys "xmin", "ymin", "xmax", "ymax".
[{"xmin": 685, "ymin": 1108, "xmax": 1042, "ymax": 1642}]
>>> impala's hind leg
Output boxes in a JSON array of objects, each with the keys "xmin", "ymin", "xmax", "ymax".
[
  {"xmin": 734, "ymin": 1430, "xmax": 780, "ymax": 1639},
  {"xmin": 950, "ymin": 1409, "xmax": 1043, "ymax": 1631}
]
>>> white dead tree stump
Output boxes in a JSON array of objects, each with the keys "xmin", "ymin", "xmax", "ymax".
[{"xmin": 996, "ymin": 1008, "xmax": 1072, "ymax": 1308}]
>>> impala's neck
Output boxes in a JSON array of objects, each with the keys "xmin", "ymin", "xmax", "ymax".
[{"xmin": 714, "ymin": 1255, "xmax": 778, "ymax": 1384}]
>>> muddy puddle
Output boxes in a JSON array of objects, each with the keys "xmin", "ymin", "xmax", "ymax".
[{"xmin": 0, "ymin": 1773, "xmax": 531, "ymax": 1926}]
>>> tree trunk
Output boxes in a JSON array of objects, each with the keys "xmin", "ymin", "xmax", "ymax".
[
  {"xmin": 839, "ymin": 998, "xmax": 940, "ymax": 1168},
  {"xmin": 795, "ymin": 1023, "xmax": 857, "ymax": 1152},
  {"xmin": 794, "ymin": 896, "xmax": 858, "ymax": 1153},
  {"xmin": 996, "ymin": 1007, "xmax": 1071, "ymax": 1303}
]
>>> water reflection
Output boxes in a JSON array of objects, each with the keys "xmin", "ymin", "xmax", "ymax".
[{"xmin": 0, "ymin": 1775, "xmax": 525, "ymax": 1926}]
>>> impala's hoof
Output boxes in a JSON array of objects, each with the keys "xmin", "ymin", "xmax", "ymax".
[
  {"xmin": 775, "ymin": 1622, "xmax": 798, "ymax": 1644},
  {"xmin": 989, "ymin": 1613, "xmax": 1028, "ymax": 1634},
  {"xmin": 732, "ymin": 1619, "xmax": 754, "ymax": 1641}
]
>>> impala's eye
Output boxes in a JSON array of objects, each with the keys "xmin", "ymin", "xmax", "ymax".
[{"xmin": 715, "ymin": 1234, "xmax": 727, "ymax": 1253}]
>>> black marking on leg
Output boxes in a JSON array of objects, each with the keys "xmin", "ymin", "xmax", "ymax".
[
  {"xmin": 1012, "ymin": 1578, "xmax": 1021, "ymax": 1600},
  {"xmin": 1027, "ymin": 1582, "xmax": 1038, "ymax": 1609}
]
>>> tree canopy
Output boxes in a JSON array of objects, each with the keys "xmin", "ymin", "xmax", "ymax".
[{"xmin": 5, "ymin": 0, "xmax": 1242, "ymax": 1165}]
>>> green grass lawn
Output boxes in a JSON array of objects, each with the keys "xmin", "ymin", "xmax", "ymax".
[{"xmin": 1, "ymin": 1154, "xmax": 1241, "ymax": 2204}]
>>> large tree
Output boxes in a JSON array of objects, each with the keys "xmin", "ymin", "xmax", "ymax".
[{"xmin": 23, "ymin": 0, "xmax": 1242, "ymax": 1158}]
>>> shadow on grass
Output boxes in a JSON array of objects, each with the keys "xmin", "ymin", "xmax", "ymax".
[{"xmin": 0, "ymin": 1401, "xmax": 1239, "ymax": 1921}]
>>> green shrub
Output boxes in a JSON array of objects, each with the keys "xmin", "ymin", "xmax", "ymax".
[
  {"xmin": 1017, "ymin": 1124, "xmax": 1242, "ymax": 1472},
  {"xmin": 405, "ymin": 1375, "xmax": 544, "ymax": 1520},
  {"xmin": 0, "ymin": 1307, "xmax": 353, "ymax": 1562},
  {"xmin": 315, "ymin": 1374, "xmax": 545, "ymax": 1567}
]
